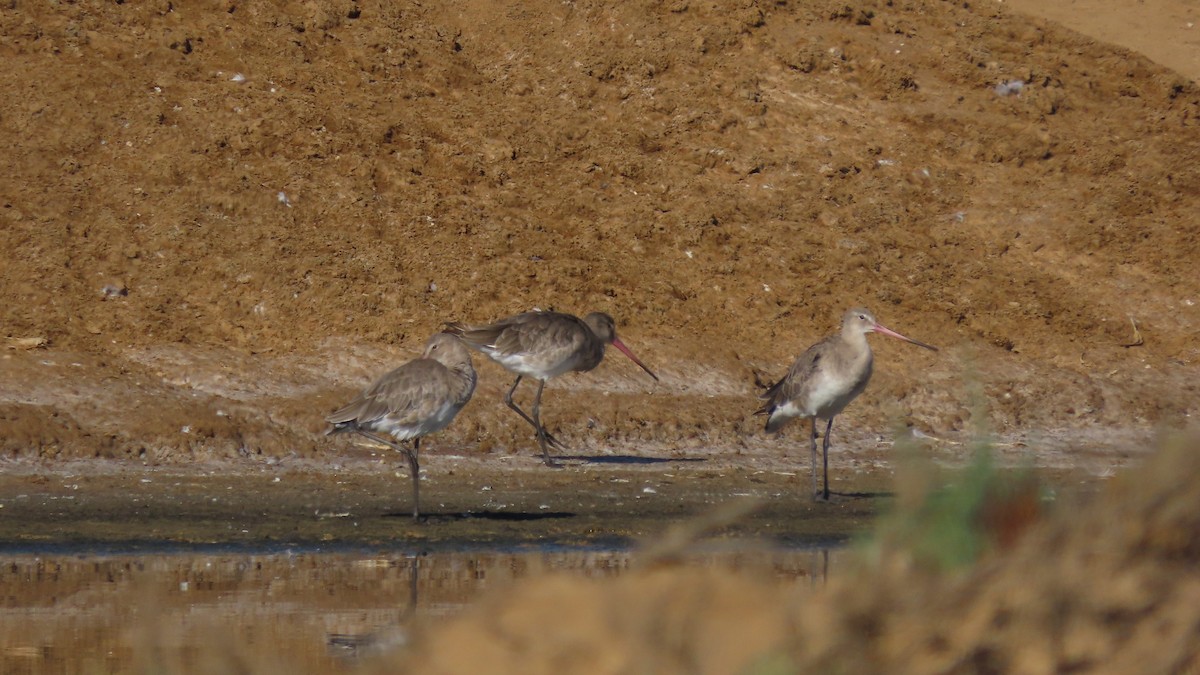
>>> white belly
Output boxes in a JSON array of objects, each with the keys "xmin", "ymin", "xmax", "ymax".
[
  {"xmin": 805, "ymin": 368, "xmax": 870, "ymax": 420},
  {"xmin": 486, "ymin": 345, "xmax": 593, "ymax": 380},
  {"xmin": 376, "ymin": 401, "xmax": 463, "ymax": 441}
]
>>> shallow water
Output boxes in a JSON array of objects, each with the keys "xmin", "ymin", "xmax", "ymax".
[
  {"xmin": 0, "ymin": 461, "xmax": 875, "ymax": 672},
  {"xmin": 0, "ymin": 545, "xmax": 837, "ymax": 673}
]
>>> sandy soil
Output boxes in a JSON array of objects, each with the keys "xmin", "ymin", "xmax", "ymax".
[
  {"xmin": 1, "ymin": 0, "xmax": 1199, "ymax": 671},
  {"xmin": 1, "ymin": 0, "xmax": 1197, "ymax": 471}
]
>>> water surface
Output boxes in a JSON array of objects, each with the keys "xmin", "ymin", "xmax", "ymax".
[{"xmin": 0, "ymin": 545, "xmax": 838, "ymax": 673}]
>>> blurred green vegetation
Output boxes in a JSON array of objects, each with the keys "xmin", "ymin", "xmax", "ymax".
[{"xmin": 865, "ymin": 371, "xmax": 1044, "ymax": 571}]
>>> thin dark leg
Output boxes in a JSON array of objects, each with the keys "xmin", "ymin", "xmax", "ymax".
[
  {"xmin": 352, "ymin": 430, "xmax": 423, "ymax": 520},
  {"xmin": 809, "ymin": 418, "xmax": 819, "ymax": 501},
  {"xmin": 822, "ymin": 417, "xmax": 834, "ymax": 501},
  {"xmin": 504, "ymin": 375, "xmax": 566, "ymax": 452},
  {"xmin": 531, "ymin": 379, "xmax": 560, "ymax": 467},
  {"xmin": 408, "ymin": 438, "xmax": 421, "ymax": 520},
  {"xmin": 501, "ymin": 372, "xmax": 566, "ymax": 456},
  {"xmin": 503, "ymin": 375, "xmax": 535, "ymax": 428}
]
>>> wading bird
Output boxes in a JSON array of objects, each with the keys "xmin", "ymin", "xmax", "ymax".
[
  {"xmin": 326, "ymin": 332, "xmax": 476, "ymax": 520},
  {"xmin": 446, "ymin": 310, "xmax": 657, "ymax": 466},
  {"xmin": 757, "ymin": 308, "xmax": 937, "ymax": 500}
]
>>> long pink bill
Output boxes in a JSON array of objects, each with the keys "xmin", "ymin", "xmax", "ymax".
[
  {"xmin": 873, "ymin": 323, "xmax": 938, "ymax": 351},
  {"xmin": 610, "ymin": 337, "xmax": 660, "ymax": 381}
]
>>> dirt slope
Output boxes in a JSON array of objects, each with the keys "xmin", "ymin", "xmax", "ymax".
[{"xmin": 1, "ymin": 0, "xmax": 1198, "ymax": 465}]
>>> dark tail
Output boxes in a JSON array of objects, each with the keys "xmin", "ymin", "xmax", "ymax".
[
  {"xmin": 755, "ymin": 378, "xmax": 787, "ymax": 433},
  {"xmin": 443, "ymin": 321, "xmax": 505, "ymax": 352},
  {"xmin": 762, "ymin": 411, "xmax": 788, "ymax": 434},
  {"xmin": 324, "ymin": 420, "xmax": 357, "ymax": 436}
]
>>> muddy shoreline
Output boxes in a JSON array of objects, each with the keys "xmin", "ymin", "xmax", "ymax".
[
  {"xmin": 0, "ymin": 458, "xmax": 879, "ymax": 551},
  {"xmin": 0, "ymin": 446, "xmax": 1110, "ymax": 554}
]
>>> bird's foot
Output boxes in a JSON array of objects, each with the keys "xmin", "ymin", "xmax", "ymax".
[
  {"xmin": 535, "ymin": 426, "xmax": 569, "ymax": 466},
  {"xmin": 542, "ymin": 430, "xmax": 569, "ymax": 452}
]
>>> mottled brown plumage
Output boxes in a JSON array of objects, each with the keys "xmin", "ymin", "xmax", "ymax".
[
  {"xmin": 326, "ymin": 332, "xmax": 476, "ymax": 520},
  {"xmin": 757, "ymin": 308, "xmax": 936, "ymax": 500},
  {"xmin": 446, "ymin": 310, "xmax": 657, "ymax": 466}
]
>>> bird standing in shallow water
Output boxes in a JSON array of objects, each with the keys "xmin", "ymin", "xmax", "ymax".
[
  {"xmin": 757, "ymin": 308, "xmax": 937, "ymax": 501},
  {"xmin": 445, "ymin": 310, "xmax": 658, "ymax": 466},
  {"xmin": 326, "ymin": 332, "xmax": 477, "ymax": 520}
]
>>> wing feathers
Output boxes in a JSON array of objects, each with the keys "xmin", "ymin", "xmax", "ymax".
[{"xmin": 327, "ymin": 360, "xmax": 473, "ymax": 431}]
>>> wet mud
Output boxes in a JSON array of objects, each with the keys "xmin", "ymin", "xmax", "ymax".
[{"xmin": 0, "ymin": 458, "xmax": 893, "ymax": 551}]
